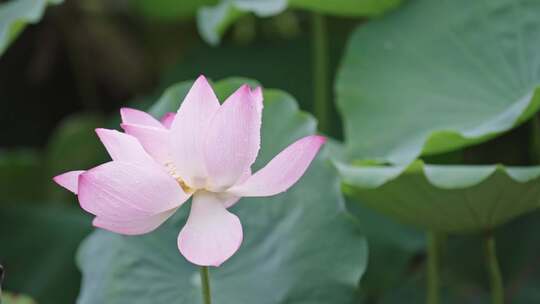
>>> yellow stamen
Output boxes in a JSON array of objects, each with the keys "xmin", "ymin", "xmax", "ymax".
[
  {"xmin": 178, "ymin": 179, "xmax": 194, "ymax": 194},
  {"xmin": 166, "ymin": 161, "xmax": 195, "ymax": 194}
]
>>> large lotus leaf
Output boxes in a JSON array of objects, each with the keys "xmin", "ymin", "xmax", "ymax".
[
  {"xmin": 337, "ymin": 160, "xmax": 540, "ymax": 233},
  {"xmin": 0, "ymin": 204, "xmax": 91, "ymax": 304},
  {"xmin": 197, "ymin": 0, "xmax": 401, "ymax": 45},
  {"xmin": 336, "ymin": 0, "xmax": 540, "ymax": 164},
  {"xmin": 77, "ymin": 78, "xmax": 368, "ymax": 304},
  {"xmin": 0, "ymin": 0, "xmax": 63, "ymax": 56}
]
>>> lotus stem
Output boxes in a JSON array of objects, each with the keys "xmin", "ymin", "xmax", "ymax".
[
  {"xmin": 427, "ymin": 231, "xmax": 439, "ymax": 304},
  {"xmin": 200, "ymin": 266, "xmax": 212, "ymax": 304},
  {"xmin": 484, "ymin": 231, "xmax": 504, "ymax": 304},
  {"xmin": 311, "ymin": 12, "xmax": 329, "ymax": 134}
]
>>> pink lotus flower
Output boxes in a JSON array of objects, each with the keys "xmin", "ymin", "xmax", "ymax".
[{"xmin": 54, "ymin": 76, "xmax": 325, "ymax": 266}]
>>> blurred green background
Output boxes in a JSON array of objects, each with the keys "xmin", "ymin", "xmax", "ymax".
[{"xmin": 2, "ymin": 0, "xmax": 540, "ymax": 303}]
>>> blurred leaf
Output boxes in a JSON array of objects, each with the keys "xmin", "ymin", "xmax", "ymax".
[
  {"xmin": 349, "ymin": 199, "xmax": 424, "ymax": 298},
  {"xmin": 2, "ymin": 292, "xmax": 37, "ymax": 304},
  {"xmin": 338, "ymin": 160, "xmax": 540, "ymax": 233},
  {"xmin": 160, "ymin": 41, "xmax": 313, "ymax": 107},
  {"xmin": 423, "ymin": 211, "xmax": 540, "ymax": 303},
  {"xmin": 0, "ymin": 150, "xmax": 44, "ymax": 203},
  {"xmin": 290, "ymin": 0, "xmax": 401, "ymax": 17},
  {"xmin": 376, "ymin": 273, "xmax": 464, "ymax": 304},
  {"xmin": 211, "ymin": 77, "xmax": 260, "ymax": 100},
  {"xmin": 491, "ymin": 211, "xmax": 540, "ymax": 303},
  {"xmin": 350, "ymin": 214, "xmax": 540, "ymax": 302},
  {"xmin": 326, "ymin": 140, "xmax": 425, "ymax": 297},
  {"xmin": 0, "ymin": 0, "xmax": 63, "ymax": 56},
  {"xmin": 45, "ymin": 113, "xmax": 106, "ymax": 172},
  {"xmin": 336, "ymin": 0, "xmax": 540, "ymax": 164},
  {"xmin": 197, "ymin": 0, "xmax": 401, "ymax": 45},
  {"xmin": 77, "ymin": 78, "xmax": 368, "ymax": 304},
  {"xmin": 197, "ymin": 1, "xmax": 263, "ymax": 45},
  {"xmin": 45, "ymin": 113, "xmax": 106, "ymax": 202},
  {"xmin": 132, "ymin": 0, "xmax": 217, "ymax": 21},
  {"xmin": 148, "ymin": 80, "xmax": 193, "ymax": 116},
  {"xmin": 0, "ymin": 204, "xmax": 91, "ymax": 304}
]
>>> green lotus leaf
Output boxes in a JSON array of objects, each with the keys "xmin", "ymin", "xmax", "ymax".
[
  {"xmin": 0, "ymin": 204, "xmax": 91, "ymax": 304},
  {"xmin": 77, "ymin": 78, "xmax": 368, "ymax": 304},
  {"xmin": 197, "ymin": 0, "xmax": 402, "ymax": 45},
  {"xmin": 337, "ymin": 160, "xmax": 540, "ymax": 233},
  {"xmin": 336, "ymin": 0, "xmax": 540, "ymax": 164},
  {"xmin": 0, "ymin": 0, "xmax": 63, "ymax": 56}
]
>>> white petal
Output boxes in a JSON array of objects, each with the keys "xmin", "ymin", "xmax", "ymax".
[
  {"xmin": 95, "ymin": 128, "xmax": 155, "ymax": 165},
  {"xmin": 228, "ymin": 135, "xmax": 325, "ymax": 197},
  {"xmin": 178, "ymin": 192, "xmax": 243, "ymax": 266},
  {"xmin": 120, "ymin": 107, "xmax": 164, "ymax": 128},
  {"xmin": 204, "ymin": 85, "xmax": 261, "ymax": 190},
  {"xmin": 121, "ymin": 123, "xmax": 170, "ymax": 164},
  {"xmin": 170, "ymin": 75, "xmax": 220, "ymax": 188},
  {"xmin": 53, "ymin": 170, "xmax": 85, "ymax": 194},
  {"xmin": 78, "ymin": 161, "xmax": 189, "ymax": 220},
  {"xmin": 93, "ymin": 208, "xmax": 177, "ymax": 235}
]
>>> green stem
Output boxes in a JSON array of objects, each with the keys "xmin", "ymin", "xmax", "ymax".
[
  {"xmin": 200, "ymin": 266, "xmax": 212, "ymax": 304},
  {"xmin": 427, "ymin": 231, "xmax": 439, "ymax": 304},
  {"xmin": 311, "ymin": 12, "xmax": 329, "ymax": 134},
  {"xmin": 484, "ymin": 231, "xmax": 504, "ymax": 304}
]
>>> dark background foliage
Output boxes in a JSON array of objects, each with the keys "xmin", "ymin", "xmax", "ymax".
[{"xmin": 1, "ymin": 0, "xmax": 540, "ymax": 303}]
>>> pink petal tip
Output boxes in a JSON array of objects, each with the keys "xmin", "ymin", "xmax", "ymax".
[{"xmin": 53, "ymin": 170, "xmax": 85, "ymax": 194}]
